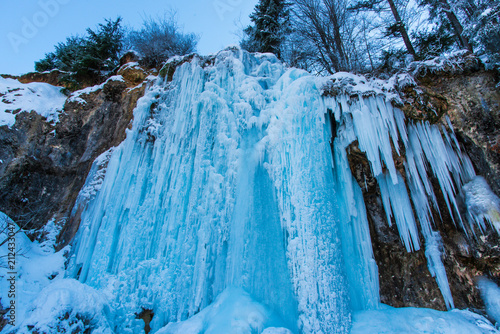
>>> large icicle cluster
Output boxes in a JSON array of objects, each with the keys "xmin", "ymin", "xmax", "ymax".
[
  {"xmin": 68, "ymin": 49, "xmax": 350, "ymax": 334},
  {"xmin": 323, "ymin": 73, "xmax": 478, "ymax": 310}
]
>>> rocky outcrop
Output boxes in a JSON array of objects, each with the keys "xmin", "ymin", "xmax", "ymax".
[
  {"xmin": 1, "ymin": 70, "xmax": 71, "ymax": 90},
  {"xmin": 0, "ymin": 62, "xmax": 153, "ymax": 248},
  {"xmin": 346, "ymin": 56, "xmax": 500, "ymax": 316}
]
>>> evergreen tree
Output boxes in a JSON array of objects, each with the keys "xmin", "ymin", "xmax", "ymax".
[
  {"xmin": 242, "ymin": 0, "xmax": 290, "ymax": 59},
  {"xmin": 349, "ymin": 0, "xmax": 418, "ymax": 60},
  {"xmin": 418, "ymin": 0, "xmax": 473, "ymax": 51},
  {"xmin": 35, "ymin": 18, "xmax": 124, "ymax": 88}
]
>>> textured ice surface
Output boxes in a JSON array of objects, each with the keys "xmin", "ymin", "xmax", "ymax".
[
  {"xmin": 0, "ymin": 77, "xmax": 67, "ymax": 127},
  {"xmin": 68, "ymin": 49, "xmax": 349, "ymax": 333},
  {"xmin": 35, "ymin": 48, "xmax": 500, "ymax": 333},
  {"xmin": 331, "ymin": 130, "xmax": 380, "ymax": 311}
]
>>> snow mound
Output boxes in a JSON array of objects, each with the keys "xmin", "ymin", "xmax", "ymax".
[
  {"xmin": 352, "ymin": 305, "xmax": 499, "ymax": 334},
  {"xmin": 0, "ymin": 77, "xmax": 67, "ymax": 127},
  {"xmin": 156, "ymin": 287, "xmax": 291, "ymax": 334},
  {"xmin": 0, "ymin": 212, "xmax": 68, "ymax": 333},
  {"xmin": 16, "ymin": 279, "xmax": 113, "ymax": 334},
  {"xmin": 408, "ymin": 50, "xmax": 476, "ymax": 77}
]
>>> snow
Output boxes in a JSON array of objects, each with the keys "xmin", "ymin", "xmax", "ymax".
[
  {"xmin": 0, "ymin": 212, "xmax": 68, "ymax": 332},
  {"xmin": 156, "ymin": 287, "xmax": 290, "ymax": 334},
  {"xmin": 408, "ymin": 50, "xmax": 472, "ymax": 76},
  {"xmin": 0, "ymin": 77, "xmax": 67, "ymax": 127},
  {"xmin": 352, "ymin": 305, "xmax": 499, "ymax": 334},
  {"xmin": 18, "ymin": 279, "xmax": 113, "ymax": 334},
  {"xmin": 68, "ymin": 83, "xmax": 104, "ymax": 103},
  {"xmin": 480, "ymin": 8, "xmax": 492, "ymax": 17},
  {"xmin": 107, "ymin": 75, "xmax": 125, "ymax": 82},
  {"xmin": 119, "ymin": 62, "xmax": 141, "ymax": 71},
  {"xmin": 68, "ymin": 75, "xmax": 126, "ymax": 103}
]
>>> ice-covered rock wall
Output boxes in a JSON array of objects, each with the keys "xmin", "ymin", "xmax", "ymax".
[{"xmin": 64, "ymin": 48, "xmax": 500, "ymax": 333}]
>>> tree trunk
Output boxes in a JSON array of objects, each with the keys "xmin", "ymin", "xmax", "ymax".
[
  {"xmin": 386, "ymin": 0, "xmax": 418, "ymax": 59},
  {"xmin": 438, "ymin": 0, "xmax": 473, "ymax": 52},
  {"xmin": 325, "ymin": 0, "xmax": 349, "ymax": 71}
]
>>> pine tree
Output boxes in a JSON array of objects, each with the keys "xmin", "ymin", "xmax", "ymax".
[
  {"xmin": 35, "ymin": 18, "xmax": 124, "ymax": 88},
  {"xmin": 419, "ymin": 0, "xmax": 473, "ymax": 51},
  {"xmin": 242, "ymin": 0, "xmax": 290, "ymax": 59},
  {"xmin": 349, "ymin": 0, "xmax": 418, "ymax": 60}
]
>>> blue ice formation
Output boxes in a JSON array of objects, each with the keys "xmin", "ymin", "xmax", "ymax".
[{"xmin": 66, "ymin": 48, "xmax": 490, "ymax": 333}]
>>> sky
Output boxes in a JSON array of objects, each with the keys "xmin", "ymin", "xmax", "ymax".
[{"xmin": 0, "ymin": 0, "xmax": 258, "ymax": 75}]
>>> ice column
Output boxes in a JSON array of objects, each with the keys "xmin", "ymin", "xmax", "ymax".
[{"xmin": 69, "ymin": 49, "xmax": 351, "ymax": 334}]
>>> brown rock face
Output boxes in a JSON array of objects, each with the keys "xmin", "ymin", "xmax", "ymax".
[
  {"xmin": 2, "ymin": 70, "xmax": 70, "ymax": 89},
  {"xmin": 347, "ymin": 143, "xmax": 448, "ymax": 311},
  {"xmin": 411, "ymin": 64, "xmax": 500, "ymax": 312},
  {"xmin": 419, "ymin": 68, "xmax": 500, "ymax": 197},
  {"xmin": 0, "ymin": 65, "xmax": 150, "ymax": 248}
]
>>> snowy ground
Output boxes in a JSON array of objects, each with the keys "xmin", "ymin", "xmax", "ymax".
[
  {"xmin": 0, "ymin": 77, "xmax": 67, "ymax": 127},
  {"xmin": 1, "ymin": 223, "xmax": 498, "ymax": 334}
]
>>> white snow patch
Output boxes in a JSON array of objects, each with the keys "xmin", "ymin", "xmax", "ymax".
[
  {"xmin": 17, "ymin": 279, "xmax": 113, "ymax": 334},
  {"xmin": 0, "ymin": 212, "xmax": 68, "ymax": 332},
  {"xmin": 68, "ymin": 83, "xmax": 104, "ymax": 103},
  {"xmin": 119, "ymin": 62, "xmax": 141, "ymax": 71},
  {"xmin": 68, "ymin": 75, "xmax": 126, "ymax": 104},
  {"xmin": 408, "ymin": 50, "xmax": 471, "ymax": 76},
  {"xmin": 106, "ymin": 75, "xmax": 125, "ymax": 83},
  {"xmin": 0, "ymin": 77, "xmax": 67, "ymax": 127}
]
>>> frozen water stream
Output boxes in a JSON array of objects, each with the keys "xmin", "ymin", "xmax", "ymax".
[{"xmin": 3, "ymin": 48, "xmax": 500, "ymax": 334}]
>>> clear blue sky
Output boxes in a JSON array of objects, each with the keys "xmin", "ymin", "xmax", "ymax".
[{"xmin": 0, "ymin": 0, "xmax": 258, "ymax": 75}]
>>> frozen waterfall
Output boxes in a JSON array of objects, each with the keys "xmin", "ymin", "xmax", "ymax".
[{"xmin": 64, "ymin": 48, "xmax": 493, "ymax": 333}]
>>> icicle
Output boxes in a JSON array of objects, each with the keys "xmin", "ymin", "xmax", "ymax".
[
  {"xmin": 377, "ymin": 172, "xmax": 420, "ymax": 252},
  {"xmin": 335, "ymin": 145, "xmax": 380, "ymax": 309},
  {"xmin": 424, "ymin": 232, "xmax": 455, "ymax": 309}
]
